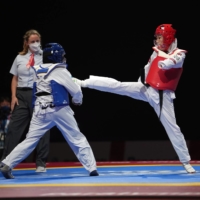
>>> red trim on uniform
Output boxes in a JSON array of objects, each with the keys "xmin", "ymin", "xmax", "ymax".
[
  {"xmin": 152, "ymin": 47, "xmax": 158, "ymax": 52},
  {"xmin": 169, "ymin": 58, "xmax": 176, "ymax": 64},
  {"xmin": 179, "ymin": 50, "xmax": 187, "ymax": 53}
]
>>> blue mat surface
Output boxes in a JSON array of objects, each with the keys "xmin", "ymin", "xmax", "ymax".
[{"xmin": 1, "ymin": 165, "xmax": 200, "ymax": 186}]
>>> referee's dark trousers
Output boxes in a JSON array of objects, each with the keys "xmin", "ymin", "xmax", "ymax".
[{"xmin": 1, "ymin": 88, "xmax": 50, "ymax": 167}]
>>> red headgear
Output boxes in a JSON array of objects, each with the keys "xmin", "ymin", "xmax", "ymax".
[{"xmin": 155, "ymin": 24, "xmax": 176, "ymax": 51}]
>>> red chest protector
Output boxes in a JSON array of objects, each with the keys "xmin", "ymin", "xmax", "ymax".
[{"xmin": 146, "ymin": 47, "xmax": 186, "ymax": 91}]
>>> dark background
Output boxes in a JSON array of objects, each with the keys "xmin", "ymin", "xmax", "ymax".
[{"xmin": 0, "ymin": 1, "xmax": 199, "ymax": 142}]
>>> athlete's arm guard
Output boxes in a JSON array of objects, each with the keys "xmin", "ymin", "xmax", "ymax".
[{"xmin": 158, "ymin": 52, "xmax": 186, "ymax": 70}]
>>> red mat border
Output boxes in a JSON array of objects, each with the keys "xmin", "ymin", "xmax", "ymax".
[{"xmin": 14, "ymin": 160, "xmax": 200, "ymax": 169}]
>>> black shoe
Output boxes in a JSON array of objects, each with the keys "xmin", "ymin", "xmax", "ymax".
[
  {"xmin": 0, "ymin": 164, "xmax": 14, "ymax": 179},
  {"xmin": 90, "ymin": 170, "xmax": 99, "ymax": 176}
]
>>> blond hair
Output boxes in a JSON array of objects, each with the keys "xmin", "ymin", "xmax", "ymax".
[{"xmin": 19, "ymin": 29, "xmax": 41, "ymax": 55}]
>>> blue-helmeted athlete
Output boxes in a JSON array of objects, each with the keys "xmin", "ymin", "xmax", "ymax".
[{"xmin": 0, "ymin": 43, "xmax": 99, "ymax": 179}]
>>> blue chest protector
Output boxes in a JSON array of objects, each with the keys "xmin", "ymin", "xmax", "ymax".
[{"xmin": 32, "ymin": 64, "xmax": 69, "ymax": 107}]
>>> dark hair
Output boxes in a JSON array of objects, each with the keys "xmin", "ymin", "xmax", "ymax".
[{"xmin": 0, "ymin": 96, "xmax": 11, "ymax": 103}]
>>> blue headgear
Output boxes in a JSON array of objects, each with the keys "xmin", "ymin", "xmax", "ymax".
[{"xmin": 43, "ymin": 43, "xmax": 66, "ymax": 63}]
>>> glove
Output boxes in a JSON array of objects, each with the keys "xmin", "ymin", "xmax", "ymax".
[{"xmin": 72, "ymin": 99, "xmax": 82, "ymax": 106}]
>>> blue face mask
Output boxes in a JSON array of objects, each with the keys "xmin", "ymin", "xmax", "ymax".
[{"xmin": 1, "ymin": 106, "xmax": 10, "ymax": 111}]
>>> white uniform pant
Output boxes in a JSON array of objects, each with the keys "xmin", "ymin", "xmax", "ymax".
[
  {"xmin": 85, "ymin": 76, "xmax": 190, "ymax": 163},
  {"xmin": 2, "ymin": 106, "xmax": 97, "ymax": 173}
]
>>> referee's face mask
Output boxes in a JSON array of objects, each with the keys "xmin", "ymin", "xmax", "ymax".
[
  {"xmin": 28, "ymin": 34, "xmax": 41, "ymax": 53},
  {"xmin": 29, "ymin": 42, "xmax": 41, "ymax": 52}
]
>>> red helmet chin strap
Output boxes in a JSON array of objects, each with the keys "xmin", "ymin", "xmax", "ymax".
[{"xmin": 155, "ymin": 24, "xmax": 176, "ymax": 51}]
